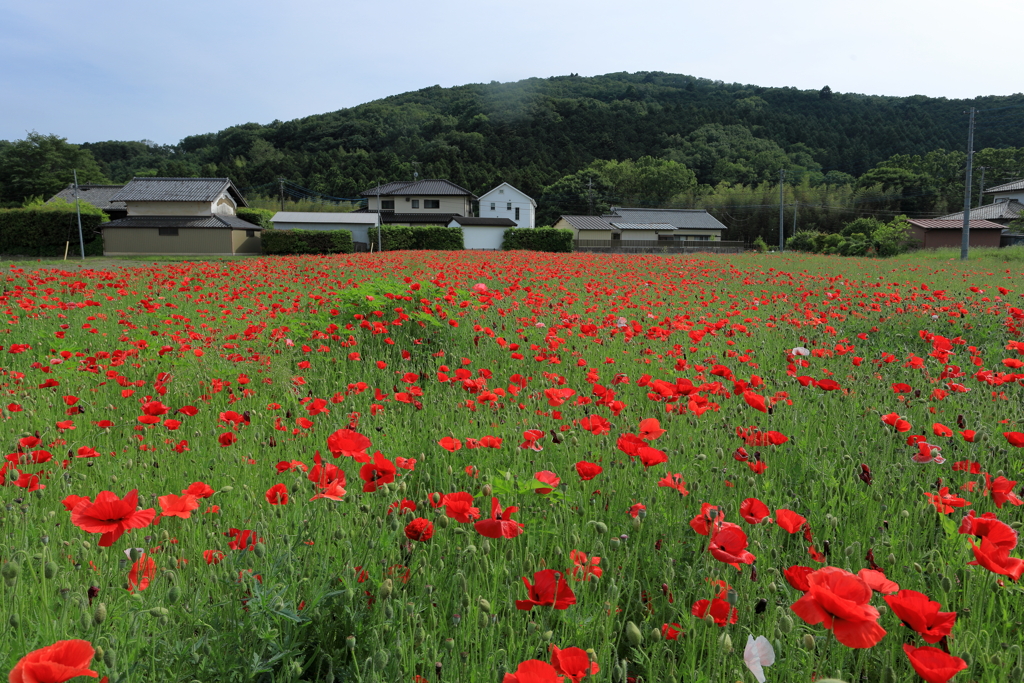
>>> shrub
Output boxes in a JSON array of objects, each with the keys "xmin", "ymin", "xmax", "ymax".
[
  {"xmin": 818, "ymin": 233, "xmax": 843, "ymax": 254},
  {"xmin": 0, "ymin": 201, "xmax": 107, "ymax": 256},
  {"xmin": 262, "ymin": 229, "xmax": 353, "ymax": 255},
  {"xmin": 872, "ymin": 215, "xmax": 913, "ymax": 257},
  {"xmin": 237, "ymin": 208, "xmax": 275, "ymax": 230},
  {"xmin": 502, "ymin": 227, "xmax": 574, "ymax": 252},
  {"xmin": 786, "ymin": 231, "xmax": 821, "ymax": 252},
  {"xmin": 838, "ymin": 233, "xmax": 871, "ymax": 256},
  {"xmin": 840, "ymin": 217, "xmax": 884, "ymax": 238},
  {"xmin": 379, "ymin": 226, "xmax": 463, "ymax": 251},
  {"xmin": 751, "ymin": 236, "xmax": 768, "ymax": 253}
]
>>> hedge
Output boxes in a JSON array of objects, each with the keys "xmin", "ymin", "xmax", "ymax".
[
  {"xmin": 262, "ymin": 229, "xmax": 353, "ymax": 255},
  {"xmin": 378, "ymin": 225, "xmax": 463, "ymax": 251},
  {"xmin": 0, "ymin": 205, "xmax": 106, "ymax": 257},
  {"xmin": 237, "ymin": 207, "xmax": 275, "ymax": 229},
  {"xmin": 502, "ymin": 227, "xmax": 574, "ymax": 252}
]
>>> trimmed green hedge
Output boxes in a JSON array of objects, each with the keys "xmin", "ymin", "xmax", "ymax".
[
  {"xmin": 262, "ymin": 229, "xmax": 353, "ymax": 255},
  {"xmin": 237, "ymin": 207, "xmax": 275, "ymax": 229},
  {"xmin": 379, "ymin": 225, "xmax": 463, "ymax": 251},
  {"xmin": 502, "ymin": 227, "xmax": 574, "ymax": 252},
  {"xmin": 0, "ymin": 205, "xmax": 106, "ymax": 257}
]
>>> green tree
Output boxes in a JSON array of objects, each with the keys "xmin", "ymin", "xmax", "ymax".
[{"xmin": 0, "ymin": 132, "xmax": 108, "ymax": 204}]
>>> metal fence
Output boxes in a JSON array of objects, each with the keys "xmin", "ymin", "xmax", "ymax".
[{"xmin": 574, "ymin": 239, "xmax": 747, "ymax": 254}]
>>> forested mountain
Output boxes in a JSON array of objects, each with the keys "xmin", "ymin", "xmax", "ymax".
[{"xmin": 4, "ymin": 71, "xmax": 1024, "ymax": 237}]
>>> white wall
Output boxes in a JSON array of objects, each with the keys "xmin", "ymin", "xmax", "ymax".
[
  {"xmin": 479, "ymin": 184, "xmax": 535, "ymax": 228},
  {"xmin": 462, "ymin": 227, "xmax": 506, "ymax": 250},
  {"xmin": 991, "ymin": 190, "xmax": 1024, "ymax": 203},
  {"xmin": 128, "ymin": 201, "xmax": 212, "ymax": 216},
  {"xmin": 367, "ymin": 195, "xmax": 470, "ymax": 215}
]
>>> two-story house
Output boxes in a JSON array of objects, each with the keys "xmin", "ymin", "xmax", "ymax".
[
  {"xmin": 477, "ymin": 182, "xmax": 536, "ymax": 228},
  {"xmin": 99, "ymin": 177, "xmax": 262, "ymax": 255},
  {"xmin": 937, "ymin": 178, "xmax": 1023, "ymax": 226},
  {"xmin": 360, "ymin": 179, "xmax": 476, "ymax": 226}
]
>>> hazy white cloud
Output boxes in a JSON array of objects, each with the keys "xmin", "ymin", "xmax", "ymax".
[{"xmin": 2, "ymin": 0, "xmax": 1021, "ymax": 144}]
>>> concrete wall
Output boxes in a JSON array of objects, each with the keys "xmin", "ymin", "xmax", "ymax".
[
  {"xmin": 128, "ymin": 201, "xmax": 212, "ymax": 217},
  {"xmin": 104, "ymin": 228, "xmax": 237, "ymax": 255},
  {"xmin": 367, "ymin": 195, "xmax": 470, "ymax": 215},
  {"xmin": 462, "ymin": 227, "xmax": 506, "ymax": 250},
  {"xmin": 620, "ymin": 230, "xmax": 659, "ymax": 240},
  {"xmin": 572, "ymin": 230, "xmax": 614, "ymax": 240},
  {"xmin": 231, "ymin": 230, "xmax": 262, "ymax": 254}
]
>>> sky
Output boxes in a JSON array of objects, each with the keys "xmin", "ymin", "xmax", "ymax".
[{"xmin": 2, "ymin": 0, "xmax": 1023, "ymax": 146}]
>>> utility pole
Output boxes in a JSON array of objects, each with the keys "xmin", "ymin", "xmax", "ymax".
[
  {"xmin": 73, "ymin": 169, "xmax": 85, "ymax": 260},
  {"xmin": 792, "ymin": 199, "xmax": 797, "ymax": 236},
  {"xmin": 376, "ymin": 181, "xmax": 382, "ymax": 253},
  {"xmin": 976, "ymin": 166, "xmax": 987, "ymax": 209},
  {"xmin": 279, "ymin": 178, "xmax": 285, "ymax": 212},
  {"xmin": 960, "ymin": 108, "xmax": 975, "ymax": 261},
  {"xmin": 587, "ymin": 177, "xmax": 594, "ymax": 216},
  {"xmin": 778, "ymin": 168, "xmax": 786, "ymax": 251}
]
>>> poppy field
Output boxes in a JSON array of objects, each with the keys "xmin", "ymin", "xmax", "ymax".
[{"xmin": 2, "ymin": 250, "xmax": 1024, "ymax": 683}]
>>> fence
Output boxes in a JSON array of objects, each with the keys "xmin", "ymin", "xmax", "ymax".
[{"xmin": 574, "ymin": 239, "xmax": 747, "ymax": 254}]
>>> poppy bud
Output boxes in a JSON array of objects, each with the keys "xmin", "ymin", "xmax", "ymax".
[
  {"xmin": 632, "ymin": 517, "xmax": 641, "ymax": 531},
  {"xmin": 594, "ymin": 522, "xmax": 608, "ymax": 535},
  {"xmin": 779, "ymin": 615, "xmax": 794, "ymax": 633},
  {"xmin": 44, "ymin": 561, "xmax": 58, "ymax": 579},
  {"xmin": 380, "ymin": 578, "xmax": 393, "ymax": 599},
  {"xmin": 8, "ymin": 613, "xmax": 19, "ymax": 630},
  {"xmin": 168, "ymin": 585, "xmax": 181, "ymax": 605},
  {"xmin": 625, "ymin": 620, "xmax": 643, "ymax": 647},
  {"xmin": 478, "ymin": 598, "xmax": 491, "ymax": 614},
  {"xmin": 1010, "ymin": 666, "xmax": 1023, "ymax": 681},
  {"xmin": 93, "ymin": 602, "xmax": 107, "ymax": 625},
  {"xmin": 541, "ymin": 629, "xmax": 553, "ymax": 642},
  {"xmin": 726, "ymin": 588, "xmax": 737, "ymax": 605},
  {"xmin": 527, "ymin": 621, "xmax": 538, "ymax": 634},
  {"xmin": 719, "ymin": 633, "xmax": 732, "ymax": 653},
  {"xmin": 941, "ymin": 576, "xmax": 953, "ymax": 592},
  {"xmin": 3, "ymin": 560, "xmax": 22, "ymax": 582},
  {"xmin": 802, "ymin": 634, "xmax": 816, "ymax": 650},
  {"xmin": 696, "ymin": 453, "xmax": 707, "ymax": 460},
  {"xmin": 990, "ymin": 654, "xmax": 1001, "ymax": 667},
  {"xmin": 913, "ymin": 562, "xmax": 923, "ymax": 573},
  {"xmin": 150, "ymin": 607, "xmax": 169, "ymax": 617},
  {"xmin": 384, "ymin": 603, "xmax": 394, "ymax": 620},
  {"xmin": 768, "ymin": 581, "xmax": 777, "ymax": 593},
  {"xmin": 481, "ymin": 539, "xmax": 491, "ymax": 556},
  {"xmin": 650, "ymin": 627, "xmax": 662, "ymax": 643},
  {"xmin": 482, "ymin": 484, "xmax": 492, "ymax": 496}
]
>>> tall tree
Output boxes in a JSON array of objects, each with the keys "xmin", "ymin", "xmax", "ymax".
[{"xmin": 0, "ymin": 132, "xmax": 108, "ymax": 203}]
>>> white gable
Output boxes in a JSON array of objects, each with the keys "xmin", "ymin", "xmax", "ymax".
[{"xmin": 478, "ymin": 182, "xmax": 536, "ymax": 207}]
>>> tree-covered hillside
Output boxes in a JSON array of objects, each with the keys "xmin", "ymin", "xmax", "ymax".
[{"xmin": 3, "ymin": 71, "xmax": 1023, "ymax": 237}]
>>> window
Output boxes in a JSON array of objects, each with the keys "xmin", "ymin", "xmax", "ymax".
[
  {"xmin": 246, "ymin": 229, "xmax": 256, "ymax": 238},
  {"xmin": 424, "ymin": 199, "xmax": 440, "ymax": 209},
  {"xmin": 411, "ymin": 199, "xmax": 419, "ymax": 209},
  {"xmin": 381, "ymin": 200, "xmax": 394, "ymax": 210},
  {"xmin": 499, "ymin": 189, "xmax": 504, "ymax": 194},
  {"xmin": 490, "ymin": 202, "xmax": 495, "ymax": 211},
  {"xmin": 515, "ymin": 207, "xmax": 520, "ymax": 221},
  {"xmin": 507, "ymin": 202, "xmax": 512, "ymax": 211},
  {"xmin": 158, "ymin": 227, "xmax": 178, "ymax": 236}
]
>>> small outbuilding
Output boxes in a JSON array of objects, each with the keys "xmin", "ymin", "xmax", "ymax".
[
  {"xmin": 100, "ymin": 177, "xmax": 261, "ymax": 255},
  {"xmin": 270, "ymin": 212, "xmax": 380, "ymax": 251},
  {"xmin": 906, "ymin": 219, "xmax": 1004, "ymax": 250},
  {"xmin": 48, "ymin": 184, "xmax": 127, "ymax": 220},
  {"xmin": 447, "ymin": 216, "xmax": 517, "ymax": 250}
]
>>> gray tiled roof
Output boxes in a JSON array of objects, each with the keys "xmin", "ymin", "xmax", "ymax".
[
  {"xmin": 48, "ymin": 184, "xmax": 126, "ymax": 210},
  {"xmin": 608, "ymin": 207, "xmax": 727, "ymax": 230},
  {"xmin": 936, "ymin": 200, "xmax": 1023, "ymax": 222},
  {"xmin": 907, "ymin": 219, "xmax": 1004, "ymax": 230},
  {"xmin": 558, "ymin": 215, "xmax": 616, "ymax": 230},
  {"xmin": 358, "ymin": 211, "xmax": 460, "ymax": 225},
  {"xmin": 449, "ymin": 216, "xmax": 517, "ymax": 227},
  {"xmin": 610, "ymin": 222, "xmax": 677, "ymax": 231},
  {"xmin": 99, "ymin": 215, "xmax": 261, "ymax": 230},
  {"xmin": 110, "ymin": 178, "xmax": 248, "ymax": 206},
  {"xmin": 985, "ymin": 179, "xmax": 1024, "ymax": 194},
  {"xmin": 360, "ymin": 179, "xmax": 477, "ymax": 199}
]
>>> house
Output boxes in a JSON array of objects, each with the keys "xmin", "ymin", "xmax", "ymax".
[
  {"xmin": 936, "ymin": 179, "xmax": 1023, "ymax": 226},
  {"xmin": 553, "ymin": 208, "xmax": 728, "ymax": 241},
  {"xmin": 906, "ymin": 219, "xmax": 1004, "ymax": 249},
  {"xmin": 447, "ymin": 216, "xmax": 517, "ymax": 250},
  {"xmin": 47, "ymin": 184, "xmax": 127, "ymax": 220},
  {"xmin": 270, "ymin": 212, "xmax": 380, "ymax": 251},
  {"xmin": 99, "ymin": 177, "xmax": 262, "ymax": 255},
  {"xmin": 358, "ymin": 179, "xmax": 476, "ymax": 226},
  {"xmin": 477, "ymin": 182, "xmax": 536, "ymax": 228}
]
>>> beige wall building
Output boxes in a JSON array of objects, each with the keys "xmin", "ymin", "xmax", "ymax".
[
  {"xmin": 359, "ymin": 179, "xmax": 476, "ymax": 226},
  {"xmin": 100, "ymin": 178, "xmax": 261, "ymax": 255}
]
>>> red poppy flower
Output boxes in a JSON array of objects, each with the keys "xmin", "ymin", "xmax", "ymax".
[
  {"xmin": 857, "ymin": 568, "xmax": 899, "ymax": 594},
  {"xmin": 952, "ymin": 460, "xmax": 981, "ymax": 473},
  {"xmin": 218, "ymin": 432, "xmax": 237, "ymax": 447},
  {"xmin": 128, "ymin": 553, "xmax": 157, "ymax": 593},
  {"xmin": 534, "ymin": 470, "xmax": 561, "ymax": 494},
  {"xmin": 638, "ymin": 418, "xmax": 665, "ymax": 441},
  {"xmin": 775, "ymin": 509, "xmax": 808, "ymax": 534},
  {"xmin": 636, "ymin": 446, "xmax": 668, "ymax": 468},
  {"xmin": 790, "ymin": 566, "xmax": 886, "ymax": 648},
  {"xmin": 568, "ymin": 549, "xmax": 602, "ymax": 582},
  {"xmin": 265, "ymin": 483, "xmax": 289, "ymax": 505},
  {"xmin": 968, "ymin": 536, "xmax": 1024, "ymax": 581},
  {"xmin": 515, "ymin": 569, "xmax": 576, "ymax": 611},
  {"xmin": 326, "ymin": 428, "xmax": 372, "ymax": 462},
  {"xmin": 902, "ymin": 644, "xmax": 968, "ymax": 683},
  {"xmin": 203, "ymin": 549, "xmax": 225, "ymax": 565},
  {"xmin": 7, "ymin": 640, "xmax": 98, "ymax": 683},
  {"xmin": 1004, "ymin": 432, "xmax": 1024, "ymax": 448},
  {"xmin": 70, "ymin": 489, "xmax": 155, "ymax": 547},
  {"xmin": 502, "ymin": 659, "xmax": 564, "ymax": 683},
  {"xmin": 575, "ymin": 461, "xmax": 603, "ymax": 481},
  {"xmin": 661, "ymin": 622, "xmax": 683, "ymax": 640},
  {"xmin": 549, "ymin": 644, "xmax": 599, "ymax": 683},
  {"xmin": 709, "ymin": 523, "xmax": 756, "ymax": 569},
  {"xmin": 438, "ymin": 436, "xmax": 462, "ymax": 452},
  {"xmin": 628, "ymin": 503, "xmax": 646, "ymax": 518},
  {"xmin": 932, "ymin": 423, "xmax": 953, "ymax": 438},
  {"xmin": 158, "ymin": 493, "xmax": 199, "ymax": 519},
  {"xmin": 691, "ymin": 597, "xmax": 737, "ymax": 626},
  {"xmin": 578, "ymin": 415, "xmax": 610, "ymax": 435},
  {"xmin": 784, "ymin": 565, "xmax": 814, "ymax": 591},
  {"xmin": 475, "ymin": 497, "xmax": 525, "ymax": 538},
  {"xmin": 982, "ymin": 474, "xmax": 1023, "ymax": 508},
  {"xmin": 358, "ymin": 452, "xmax": 396, "ymax": 493},
  {"xmin": 689, "ymin": 503, "xmax": 722, "ymax": 536},
  {"xmin": 309, "ymin": 478, "xmax": 347, "ymax": 501},
  {"xmin": 386, "ymin": 499, "xmax": 417, "ymax": 516},
  {"xmin": 61, "ymin": 494, "xmax": 90, "ymax": 512},
  {"xmin": 881, "ymin": 413, "xmax": 912, "ymax": 432},
  {"xmin": 657, "ymin": 472, "xmax": 689, "ymax": 496},
  {"xmin": 404, "ymin": 517, "xmax": 434, "ymax": 542},
  {"xmin": 226, "ymin": 528, "xmax": 260, "ymax": 551},
  {"xmin": 743, "ymin": 391, "xmax": 768, "ymax": 413},
  {"xmin": 884, "ymin": 589, "xmax": 956, "ymax": 643},
  {"xmin": 739, "ymin": 497, "xmax": 771, "ymax": 524},
  {"xmin": 181, "ymin": 481, "xmax": 213, "ymax": 499},
  {"xmin": 441, "ymin": 492, "xmax": 480, "ymax": 523},
  {"xmin": 479, "ymin": 435, "xmax": 503, "ymax": 448},
  {"xmin": 520, "ymin": 429, "xmax": 545, "ymax": 451}
]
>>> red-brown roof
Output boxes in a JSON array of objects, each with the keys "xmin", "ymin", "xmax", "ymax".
[{"xmin": 908, "ymin": 219, "xmax": 1004, "ymax": 230}]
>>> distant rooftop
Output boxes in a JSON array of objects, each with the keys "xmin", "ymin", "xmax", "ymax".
[
  {"xmin": 984, "ymin": 179, "xmax": 1024, "ymax": 194},
  {"xmin": 360, "ymin": 179, "xmax": 477, "ymax": 199},
  {"xmin": 48, "ymin": 184, "xmax": 126, "ymax": 211},
  {"xmin": 110, "ymin": 178, "xmax": 247, "ymax": 206}
]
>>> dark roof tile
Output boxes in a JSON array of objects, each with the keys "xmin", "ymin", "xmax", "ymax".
[
  {"xmin": 360, "ymin": 179, "xmax": 476, "ymax": 199},
  {"xmin": 110, "ymin": 178, "xmax": 248, "ymax": 206},
  {"xmin": 47, "ymin": 184, "xmax": 126, "ymax": 210},
  {"xmin": 100, "ymin": 215, "xmax": 261, "ymax": 230},
  {"xmin": 908, "ymin": 219, "xmax": 1004, "ymax": 230}
]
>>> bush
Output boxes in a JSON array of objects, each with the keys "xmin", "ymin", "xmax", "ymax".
[
  {"xmin": 751, "ymin": 236, "xmax": 768, "ymax": 253},
  {"xmin": 0, "ymin": 201, "xmax": 107, "ymax": 256},
  {"xmin": 872, "ymin": 215, "xmax": 912, "ymax": 257},
  {"xmin": 502, "ymin": 227, "xmax": 574, "ymax": 252},
  {"xmin": 838, "ymin": 233, "xmax": 871, "ymax": 256},
  {"xmin": 262, "ymin": 229, "xmax": 353, "ymax": 255},
  {"xmin": 379, "ymin": 226, "xmax": 463, "ymax": 251},
  {"xmin": 786, "ymin": 231, "xmax": 821, "ymax": 252},
  {"xmin": 840, "ymin": 217, "xmax": 884, "ymax": 238},
  {"xmin": 237, "ymin": 207, "xmax": 275, "ymax": 229}
]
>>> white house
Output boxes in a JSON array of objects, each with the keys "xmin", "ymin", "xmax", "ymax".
[
  {"xmin": 478, "ymin": 182, "xmax": 536, "ymax": 228},
  {"xmin": 447, "ymin": 216, "xmax": 517, "ymax": 250},
  {"xmin": 271, "ymin": 212, "xmax": 380, "ymax": 251}
]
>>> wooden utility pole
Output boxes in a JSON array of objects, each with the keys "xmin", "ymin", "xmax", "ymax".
[{"xmin": 960, "ymin": 108, "xmax": 975, "ymax": 261}]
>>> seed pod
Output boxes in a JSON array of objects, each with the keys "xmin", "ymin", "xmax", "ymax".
[
  {"xmin": 345, "ymin": 635, "xmax": 356, "ymax": 650},
  {"xmin": 595, "ymin": 522, "xmax": 608, "ymax": 535},
  {"xmin": 625, "ymin": 621, "xmax": 643, "ymax": 647},
  {"xmin": 609, "ymin": 538, "xmax": 620, "ymax": 550},
  {"xmin": 93, "ymin": 603, "xmax": 107, "ymax": 625},
  {"xmin": 79, "ymin": 612, "xmax": 92, "ymax": 631}
]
